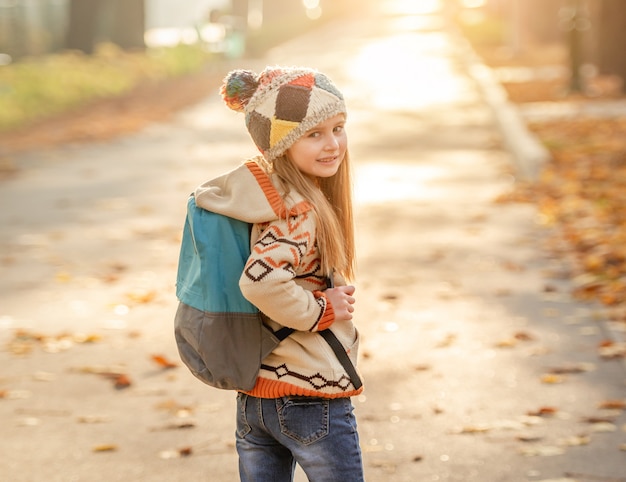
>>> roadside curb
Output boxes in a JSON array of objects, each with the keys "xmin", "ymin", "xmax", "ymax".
[{"xmin": 454, "ymin": 33, "xmax": 551, "ymax": 181}]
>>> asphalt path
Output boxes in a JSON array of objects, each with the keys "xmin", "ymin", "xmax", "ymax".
[{"xmin": 1, "ymin": 2, "xmax": 625, "ymax": 481}]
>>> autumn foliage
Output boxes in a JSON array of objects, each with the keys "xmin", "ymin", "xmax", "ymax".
[{"xmin": 490, "ymin": 56, "xmax": 626, "ymax": 326}]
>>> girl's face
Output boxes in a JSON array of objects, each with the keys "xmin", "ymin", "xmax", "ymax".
[{"xmin": 286, "ymin": 114, "xmax": 347, "ymax": 179}]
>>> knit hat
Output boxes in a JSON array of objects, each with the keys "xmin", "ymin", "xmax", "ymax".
[{"xmin": 220, "ymin": 66, "xmax": 346, "ymax": 162}]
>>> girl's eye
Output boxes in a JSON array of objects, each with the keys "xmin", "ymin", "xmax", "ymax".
[{"xmin": 334, "ymin": 125, "xmax": 344, "ymax": 133}]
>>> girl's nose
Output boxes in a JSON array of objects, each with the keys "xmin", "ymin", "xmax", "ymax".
[{"xmin": 324, "ymin": 133, "xmax": 339, "ymax": 150}]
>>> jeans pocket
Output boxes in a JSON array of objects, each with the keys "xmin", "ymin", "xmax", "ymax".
[
  {"xmin": 236, "ymin": 392, "xmax": 252, "ymax": 439},
  {"xmin": 276, "ymin": 397, "xmax": 330, "ymax": 445}
]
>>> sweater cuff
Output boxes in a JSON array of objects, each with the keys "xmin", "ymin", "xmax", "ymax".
[{"xmin": 313, "ymin": 291, "xmax": 335, "ymax": 331}]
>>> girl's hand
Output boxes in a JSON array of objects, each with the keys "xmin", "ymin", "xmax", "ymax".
[{"xmin": 324, "ymin": 285, "xmax": 356, "ymax": 322}]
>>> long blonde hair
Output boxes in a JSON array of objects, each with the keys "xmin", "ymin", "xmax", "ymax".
[{"xmin": 268, "ymin": 151, "xmax": 356, "ymax": 281}]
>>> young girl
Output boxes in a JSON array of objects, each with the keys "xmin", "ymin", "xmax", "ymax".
[{"xmin": 194, "ymin": 66, "xmax": 364, "ymax": 481}]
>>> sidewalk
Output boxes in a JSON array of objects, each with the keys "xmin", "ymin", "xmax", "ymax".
[{"xmin": 1, "ymin": 3, "xmax": 625, "ymax": 481}]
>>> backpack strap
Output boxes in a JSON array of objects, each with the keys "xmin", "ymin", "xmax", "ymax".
[
  {"xmin": 319, "ymin": 330, "xmax": 363, "ymax": 390},
  {"xmin": 269, "ymin": 315, "xmax": 362, "ymax": 390},
  {"xmin": 270, "ymin": 325, "xmax": 362, "ymax": 390},
  {"xmin": 273, "ymin": 326, "xmax": 295, "ymax": 341},
  {"xmin": 320, "ymin": 273, "xmax": 362, "ymax": 389}
]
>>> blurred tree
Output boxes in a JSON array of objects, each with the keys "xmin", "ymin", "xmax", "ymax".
[
  {"xmin": 525, "ymin": 0, "xmax": 562, "ymax": 44},
  {"xmin": 560, "ymin": 0, "xmax": 588, "ymax": 93},
  {"xmin": 65, "ymin": 0, "xmax": 102, "ymax": 54},
  {"xmin": 109, "ymin": 0, "xmax": 145, "ymax": 50},
  {"xmin": 65, "ymin": 0, "xmax": 145, "ymax": 54},
  {"xmin": 594, "ymin": 0, "xmax": 626, "ymax": 83}
]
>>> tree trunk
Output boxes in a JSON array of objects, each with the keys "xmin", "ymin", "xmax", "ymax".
[
  {"xmin": 110, "ymin": 0, "xmax": 145, "ymax": 50},
  {"xmin": 65, "ymin": 0, "xmax": 103, "ymax": 54},
  {"xmin": 524, "ymin": 0, "xmax": 563, "ymax": 44},
  {"xmin": 595, "ymin": 0, "xmax": 626, "ymax": 82}
]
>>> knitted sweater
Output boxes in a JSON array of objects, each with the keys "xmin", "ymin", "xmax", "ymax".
[{"xmin": 194, "ymin": 158, "xmax": 362, "ymax": 399}]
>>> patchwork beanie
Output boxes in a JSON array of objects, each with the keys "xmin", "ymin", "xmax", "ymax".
[{"xmin": 220, "ymin": 66, "xmax": 346, "ymax": 162}]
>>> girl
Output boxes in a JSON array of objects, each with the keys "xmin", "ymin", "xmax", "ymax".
[{"xmin": 194, "ymin": 66, "xmax": 364, "ymax": 482}]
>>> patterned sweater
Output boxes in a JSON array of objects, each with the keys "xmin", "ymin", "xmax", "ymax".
[{"xmin": 194, "ymin": 158, "xmax": 362, "ymax": 399}]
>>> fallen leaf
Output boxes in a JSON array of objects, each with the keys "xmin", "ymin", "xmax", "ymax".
[
  {"xmin": 74, "ymin": 364, "xmax": 127, "ymax": 375},
  {"xmin": 598, "ymin": 340, "xmax": 626, "ymax": 359},
  {"xmin": 547, "ymin": 362, "xmax": 595, "ymax": 374},
  {"xmin": 517, "ymin": 434, "xmax": 543, "ymax": 442},
  {"xmin": 494, "ymin": 338, "xmax": 518, "ymax": 348},
  {"xmin": 179, "ymin": 446, "xmax": 193, "ymax": 457},
  {"xmin": 151, "ymin": 421, "xmax": 196, "ymax": 431},
  {"xmin": 598, "ymin": 399, "xmax": 626, "ymax": 410},
  {"xmin": 514, "ymin": 331, "xmax": 536, "ymax": 341},
  {"xmin": 73, "ymin": 333, "xmax": 103, "ymax": 343},
  {"xmin": 126, "ymin": 289, "xmax": 157, "ymax": 304},
  {"xmin": 527, "ymin": 406, "xmax": 558, "ymax": 417},
  {"xmin": 151, "ymin": 354, "xmax": 178, "ymax": 369},
  {"xmin": 582, "ymin": 416, "xmax": 617, "ymax": 424},
  {"xmin": 381, "ymin": 293, "xmax": 399, "ymax": 302},
  {"xmin": 95, "ymin": 371, "xmax": 133, "ymax": 390},
  {"xmin": 540, "ymin": 374, "xmax": 565, "ymax": 384},
  {"xmin": 92, "ymin": 444, "xmax": 117, "ymax": 452},
  {"xmin": 436, "ymin": 333, "xmax": 456, "ymax": 348},
  {"xmin": 111, "ymin": 374, "xmax": 132, "ymax": 390},
  {"xmin": 0, "ymin": 389, "xmax": 32, "ymax": 400}
]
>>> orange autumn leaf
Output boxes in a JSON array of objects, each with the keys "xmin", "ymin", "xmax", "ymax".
[
  {"xmin": 514, "ymin": 331, "xmax": 536, "ymax": 341},
  {"xmin": 598, "ymin": 399, "xmax": 626, "ymax": 410},
  {"xmin": 151, "ymin": 354, "xmax": 178, "ymax": 369},
  {"xmin": 99, "ymin": 372, "xmax": 132, "ymax": 389},
  {"xmin": 179, "ymin": 446, "xmax": 193, "ymax": 457},
  {"xmin": 126, "ymin": 289, "xmax": 157, "ymax": 304},
  {"xmin": 540, "ymin": 373, "xmax": 565, "ymax": 384},
  {"xmin": 93, "ymin": 444, "xmax": 117, "ymax": 452},
  {"xmin": 527, "ymin": 406, "xmax": 558, "ymax": 417},
  {"xmin": 598, "ymin": 340, "xmax": 626, "ymax": 359}
]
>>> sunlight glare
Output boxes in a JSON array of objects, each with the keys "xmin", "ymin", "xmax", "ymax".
[
  {"xmin": 380, "ymin": 0, "xmax": 442, "ymax": 16},
  {"xmin": 302, "ymin": 0, "xmax": 322, "ymax": 20},
  {"xmin": 355, "ymin": 163, "xmax": 444, "ymax": 204},
  {"xmin": 461, "ymin": 0, "xmax": 486, "ymax": 8},
  {"xmin": 347, "ymin": 33, "xmax": 465, "ymax": 110}
]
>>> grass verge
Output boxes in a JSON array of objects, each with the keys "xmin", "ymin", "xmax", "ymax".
[{"xmin": 0, "ymin": 43, "xmax": 215, "ymax": 133}]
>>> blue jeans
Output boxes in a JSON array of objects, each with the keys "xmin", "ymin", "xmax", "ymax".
[{"xmin": 236, "ymin": 393, "xmax": 365, "ymax": 482}]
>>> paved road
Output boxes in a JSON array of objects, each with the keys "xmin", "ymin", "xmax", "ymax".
[{"xmin": 1, "ymin": 2, "xmax": 625, "ymax": 481}]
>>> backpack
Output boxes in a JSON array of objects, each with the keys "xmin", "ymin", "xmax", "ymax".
[
  {"xmin": 174, "ymin": 193, "xmax": 291, "ymax": 391},
  {"xmin": 174, "ymin": 170, "xmax": 362, "ymax": 392}
]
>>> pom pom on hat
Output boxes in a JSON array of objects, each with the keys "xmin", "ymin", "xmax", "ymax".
[
  {"xmin": 220, "ymin": 69, "xmax": 258, "ymax": 112},
  {"xmin": 219, "ymin": 66, "xmax": 346, "ymax": 161}
]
